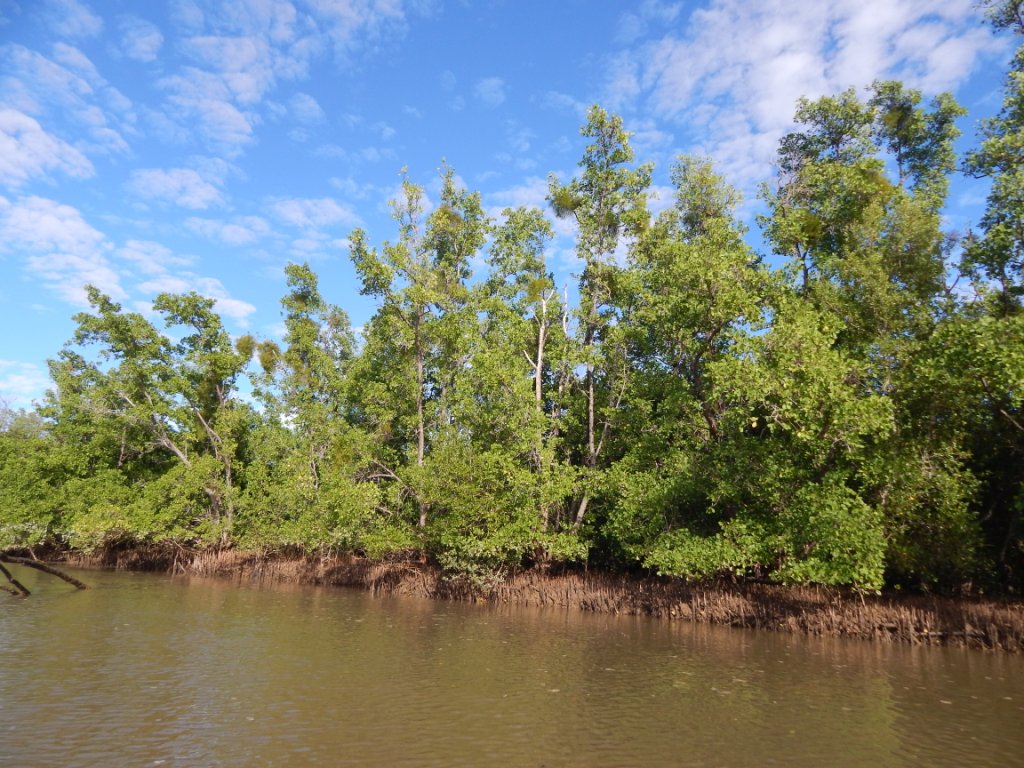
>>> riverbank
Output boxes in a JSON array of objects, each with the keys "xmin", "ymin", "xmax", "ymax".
[{"xmin": 48, "ymin": 545, "xmax": 1024, "ymax": 652}]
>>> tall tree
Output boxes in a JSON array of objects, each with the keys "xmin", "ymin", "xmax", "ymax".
[
  {"xmin": 602, "ymin": 157, "xmax": 773, "ymax": 570},
  {"xmin": 349, "ymin": 165, "xmax": 487, "ymax": 529},
  {"xmin": 759, "ymin": 82, "xmax": 973, "ymax": 588},
  {"xmin": 548, "ymin": 106, "xmax": 652, "ymax": 527}
]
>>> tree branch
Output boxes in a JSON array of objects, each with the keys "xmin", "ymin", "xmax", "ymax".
[
  {"xmin": 1, "ymin": 556, "xmax": 88, "ymax": 590},
  {"xmin": 0, "ymin": 560, "xmax": 30, "ymax": 596}
]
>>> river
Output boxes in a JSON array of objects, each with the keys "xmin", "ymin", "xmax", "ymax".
[{"xmin": 1, "ymin": 567, "xmax": 1022, "ymax": 767}]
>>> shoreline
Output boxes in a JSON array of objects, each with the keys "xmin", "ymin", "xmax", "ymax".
[{"xmin": 41, "ymin": 545, "xmax": 1024, "ymax": 652}]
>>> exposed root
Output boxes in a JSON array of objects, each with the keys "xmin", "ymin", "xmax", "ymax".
[{"xmin": 56, "ymin": 545, "xmax": 1024, "ymax": 652}]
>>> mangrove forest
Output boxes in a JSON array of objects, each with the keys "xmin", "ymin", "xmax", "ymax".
[{"xmin": 2, "ymin": 4, "xmax": 1024, "ymax": 600}]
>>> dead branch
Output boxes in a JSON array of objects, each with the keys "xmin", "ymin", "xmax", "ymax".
[
  {"xmin": 0, "ymin": 560, "xmax": 30, "ymax": 596},
  {"xmin": 0, "ymin": 556, "xmax": 88, "ymax": 590}
]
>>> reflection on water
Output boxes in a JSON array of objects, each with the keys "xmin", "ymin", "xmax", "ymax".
[{"xmin": 2, "ymin": 567, "xmax": 1022, "ymax": 767}]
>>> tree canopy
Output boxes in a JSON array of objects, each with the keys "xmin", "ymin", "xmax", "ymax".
[{"xmin": 3, "ymin": 9, "xmax": 1023, "ymax": 594}]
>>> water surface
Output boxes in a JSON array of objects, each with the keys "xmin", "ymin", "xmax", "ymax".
[{"xmin": 2, "ymin": 567, "xmax": 1021, "ymax": 767}]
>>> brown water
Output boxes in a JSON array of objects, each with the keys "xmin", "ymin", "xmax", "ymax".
[{"xmin": 1, "ymin": 567, "xmax": 1022, "ymax": 767}]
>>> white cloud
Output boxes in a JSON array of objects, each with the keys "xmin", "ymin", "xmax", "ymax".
[
  {"xmin": 158, "ymin": 67, "xmax": 259, "ymax": 153},
  {"xmin": 135, "ymin": 274, "xmax": 201, "ymax": 295},
  {"xmin": 135, "ymin": 273, "xmax": 257, "ymax": 324},
  {"xmin": 505, "ymin": 120, "xmax": 533, "ymax": 154},
  {"xmin": 487, "ymin": 177, "xmax": 550, "ymax": 210},
  {"xmin": 314, "ymin": 143, "xmax": 348, "ymax": 159},
  {"xmin": 212, "ymin": 295, "xmax": 259, "ymax": 323},
  {"xmin": 172, "ymin": 0, "xmax": 206, "ymax": 32},
  {"xmin": 304, "ymin": 0, "xmax": 408, "ymax": 54},
  {"xmin": 608, "ymin": 0, "xmax": 998, "ymax": 189},
  {"xmin": 0, "ymin": 195, "xmax": 123, "ymax": 304},
  {"xmin": 541, "ymin": 91, "xmax": 589, "ymax": 119},
  {"xmin": 51, "ymin": 42, "xmax": 103, "ymax": 83},
  {"xmin": 329, "ymin": 175, "xmax": 386, "ymax": 200},
  {"xmin": 604, "ymin": 50, "xmax": 642, "ymax": 112},
  {"xmin": 361, "ymin": 146, "xmax": 395, "ymax": 163},
  {"xmin": 0, "ymin": 360, "xmax": 51, "ymax": 410},
  {"xmin": 155, "ymin": 0, "xmax": 421, "ymax": 155},
  {"xmin": 628, "ymin": 118, "xmax": 674, "ymax": 159},
  {"xmin": 485, "ymin": 176, "xmax": 582, "ymax": 255},
  {"xmin": 0, "ymin": 195, "xmax": 256, "ymax": 328},
  {"xmin": 127, "ymin": 167, "xmax": 226, "ymax": 209},
  {"xmin": 118, "ymin": 15, "xmax": 164, "ymax": 62},
  {"xmin": 646, "ymin": 183, "xmax": 677, "ymax": 217},
  {"xmin": 185, "ymin": 215, "xmax": 273, "ymax": 245},
  {"xmin": 371, "ymin": 121, "xmax": 395, "ymax": 140},
  {"xmin": 117, "ymin": 240, "xmax": 194, "ymax": 276},
  {"xmin": 1, "ymin": 44, "xmax": 134, "ymax": 156},
  {"xmin": 288, "ymin": 237, "xmax": 327, "ymax": 255},
  {"xmin": 474, "ymin": 77, "xmax": 506, "ymax": 108},
  {"xmin": 45, "ymin": 0, "xmax": 103, "ymax": 39},
  {"xmin": 0, "ymin": 108, "xmax": 94, "ymax": 188},
  {"xmin": 115, "ymin": 236, "xmax": 257, "ymax": 325},
  {"xmin": 270, "ymin": 196, "xmax": 361, "ymax": 230},
  {"xmin": 616, "ymin": 0, "xmax": 683, "ymax": 44},
  {"xmin": 290, "ymin": 91, "xmax": 324, "ymax": 122},
  {"xmin": 181, "ymin": 35, "xmax": 278, "ymax": 104}
]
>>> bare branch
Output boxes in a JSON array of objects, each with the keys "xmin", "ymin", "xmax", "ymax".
[{"xmin": 1, "ymin": 556, "xmax": 88, "ymax": 590}]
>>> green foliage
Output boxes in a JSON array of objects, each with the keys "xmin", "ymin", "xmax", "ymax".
[
  {"xmin": 9, "ymin": 75, "xmax": 1024, "ymax": 594},
  {"xmin": 545, "ymin": 105, "xmax": 652, "ymax": 533},
  {"xmin": 0, "ymin": 410, "xmax": 61, "ymax": 549}
]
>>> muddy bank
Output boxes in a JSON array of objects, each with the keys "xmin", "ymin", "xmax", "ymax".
[{"xmin": 57, "ymin": 545, "xmax": 1024, "ymax": 652}]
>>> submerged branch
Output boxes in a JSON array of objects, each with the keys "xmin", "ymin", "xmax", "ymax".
[
  {"xmin": 0, "ymin": 560, "xmax": 31, "ymax": 596},
  {"xmin": 0, "ymin": 556, "xmax": 88, "ymax": 590}
]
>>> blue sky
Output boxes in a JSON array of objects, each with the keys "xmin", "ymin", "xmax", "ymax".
[{"xmin": 0, "ymin": 0, "xmax": 1009, "ymax": 409}]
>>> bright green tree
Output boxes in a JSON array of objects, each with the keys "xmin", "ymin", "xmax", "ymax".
[
  {"xmin": 348, "ymin": 165, "xmax": 487, "ymax": 532},
  {"xmin": 43, "ymin": 288, "xmax": 252, "ymax": 547},
  {"xmin": 548, "ymin": 105, "xmax": 652, "ymax": 528}
]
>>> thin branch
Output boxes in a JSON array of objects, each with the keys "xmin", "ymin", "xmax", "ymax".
[{"xmin": 998, "ymin": 407, "xmax": 1024, "ymax": 434}]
